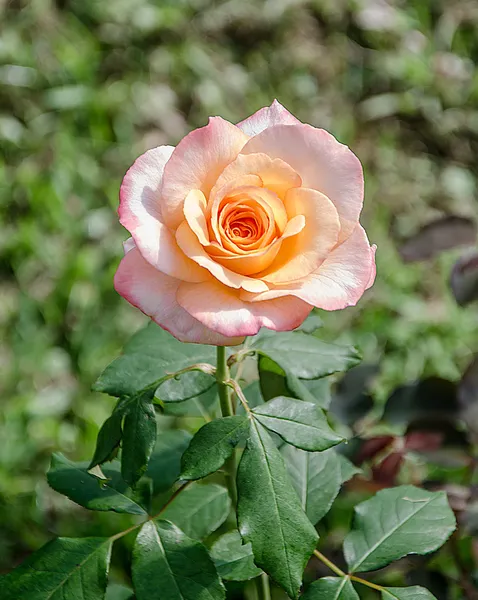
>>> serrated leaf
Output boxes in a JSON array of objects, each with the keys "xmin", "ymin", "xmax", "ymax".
[
  {"xmin": 252, "ymin": 396, "xmax": 343, "ymax": 451},
  {"xmin": 47, "ymin": 454, "xmax": 146, "ymax": 515},
  {"xmin": 296, "ymin": 313, "xmax": 323, "ymax": 333},
  {"xmin": 210, "ymin": 531, "xmax": 262, "ymax": 581},
  {"xmin": 89, "ymin": 406, "xmax": 124, "ymax": 469},
  {"xmin": 3, "ymin": 537, "xmax": 112, "ymax": 600},
  {"xmin": 163, "ymin": 384, "xmax": 218, "ymax": 418},
  {"xmin": 282, "ymin": 446, "xmax": 343, "ymax": 524},
  {"xmin": 132, "ymin": 520, "xmax": 225, "ymax": 600},
  {"xmin": 251, "ymin": 331, "xmax": 361, "ymax": 380},
  {"xmin": 146, "ymin": 430, "xmax": 192, "ymax": 494},
  {"xmin": 156, "ymin": 369, "xmax": 215, "ymax": 402},
  {"xmin": 382, "ymin": 587, "xmax": 437, "ymax": 599},
  {"xmin": 344, "ymin": 485, "xmax": 456, "ymax": 573},
  {"xmin": 181, "ymin": 416, "xmax": 249, "ymax": 480},
  {"xmin": 337, "ymin": 454, "xmax": 361, "ymax": 482},
  {"xmin": 237, "ymin": 420, "xmax": 318, "ymax": 599},
  {"xmin": 259, "ymin": 355, "xmax": 331, "ymax": 408},
  {"xmin": 95, "ymin": 322, "xmax": 216, "ymax": 398},
  {"xmin": 302, "ymin": 577, "xmax": 359, "ymax": 600},
  {"xmin": 105, "ymin": 583, "xmax": 134, "ymax": 600},
  {"xmin": 161, "ymin": 483, "xmax": 230, "ymax": 540},
  {"xmin": 121, "ymin": 392, "xmax": 157, "ymax": 487}
]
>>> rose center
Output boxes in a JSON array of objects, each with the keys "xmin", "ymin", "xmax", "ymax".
[{"xmin": 219, "ymin": 199, "xmax": 272, "ymax": 250}]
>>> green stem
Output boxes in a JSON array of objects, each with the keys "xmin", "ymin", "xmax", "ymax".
[
  {"xmin": 254, "ymin": 573, "xmax": 272, "ymax": 600},
  {"xmin": 216, "ymin": 346, "xmax": 238, "ymax": 506}
]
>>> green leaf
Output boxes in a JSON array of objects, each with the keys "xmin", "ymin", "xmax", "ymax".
[
  {"xmin": 237, "ymin": 420, "xmax": 318, "ymax": 599},
  {"xmin": 146, "ymin": 430, "xmax": 192, "ymax": 494},
  {"xmin": 209, "ymin": 531, "xmax": 262, "ymax": 581},
  {"xmin": 382, "ymin": 587, "xmax": 437, "ymax": 599},
  {"xmin": 344, "ymin": 485, "xmax": 456, "ymax": 573},
  {"xmin": 94, "ymin": 322, "xmax": 216, "ymax": 398},
  {"xmin": 3, "ymin": 537, "xmax": 112, "ymax": 600},
  {"xmin": 302, "ymin": 577, "xmax": 359, "ymax": 600},
  {"xmin": 156, "ymin": 369, "xmax": 215, "ymax": 402},
  {"xmin": 251, "ymin": 331, "xmax": 361, "ymax": 380},
  {"xmin": 105, "ymin": 584, "xmax": 134, "ymax": 600},
  {"xmin": 47, "ymin": 454, "xmax": 147, "ymax": 515},
  {"xmin": 161, "ymin": 483, "xmax": 231, "ymax": 540},
  {"xmin": 121, "ymin": 392, "xmax": 157, "ymax": 487},
  {"xmin": 337, "ymin": 454, "xmax": 361, "ymax": 482},
  {"xmin": 132, "ymin": 520, "xmax": 225, "ymax": 600},
  {"xmin": 252, "ymin": 396, "xmax": 343, "ymax": 451},
  {"xmin": 296, "ymin": 312, "xmax": 323, "ymax": 333},
  {"xmin": 259, "ymin": 354, "xmax": 332, "ymax": 409},
  {"xmin": 181, "ymin": 416, "xmax": 249, "ymax": 480},
  {"xmin": 282, "ymin": 446, "xmax": 343, "ymax": 524},
  {"xmin": 89, "ymin": 405, "xmax": 124, "ymax": 469},
  {"xmin": 163, "ymin": 384, "xmax": 218, "ymax": 418}
]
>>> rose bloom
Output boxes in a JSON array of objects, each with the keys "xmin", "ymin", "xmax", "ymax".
[{"xmin": 115, "ymin": 101, "xmax": 376, "ymax": 346}]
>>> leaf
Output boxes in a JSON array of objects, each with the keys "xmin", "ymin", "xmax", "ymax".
[
  {"xmin": 132, "ymin": 520, "xmax": 225, "ymax": 600},
  {"xmin": 161, "ymin": 483, "xmax": 231, "ymax": 540},
  {"xmin": 344, "ymin": 485, "xmax": 456, "ymax": 573},
  {"xmin": 89, "ymin": 405, "xmax": 124, "ymax": 469},
  {"xmin": 105, "ymin": 584, "xmax": 135, "ymax": 600},
  {"xmin": 180, "ymin": 416, "xmax": 249, "ymax": 480},
  {"xmin": 251, "ymin": 331, "xmax": 361, "ymax": 380},
  {"xmin": 296, "ymin": 312, "xmax": 323, "ymax": 333},
  {"xmin": 329, "ymin": 365, "xmax": 377, "ymax": 427},
  {"xmin": 209, "ymin": 531, "xmax": 262, "ymax": 581},
  {"xmin": 3, "ymin": 537, "xmax": 112, "ymax": 600},
  {"xmin": 252, "ymin": 396, "xmax": 343, "ymax": 451},
  {"xmin": 47, "ymin": 454, "xmax": 146, "ymax": 515},
  {"xmin": 121, "ymin": 392, "xmax": 157, "ymax": 487},
  {"xmin": 337, "ymin": 454, "xmax": 361, "ymax": 482},
  {"xmin": 94, "ymin": 322, "xmax": 216, "ymax": 398},
  {"xmin": 237, "ymin": 420, "xmax": 318, "ymax": 599},
  {"xmin": 450, "ymin": 250, "xmax": 478, "ymax": 306},
  {"xmin": 302, "ymin": 577, "xmax": 359, "ymax": 600},
  {"xmin": 146, "ymin": 430, "xmax": 192, "ymax": 494},
  {"xmin": 382, "ymin": 587, "xmax": 437, "ymax": 599},
  {"xmin": 162, "ymin": 384, "xmax": 218, "ymax": 419},
  {"xmin": 282, "ymin": 446, "xmax": 343, "ymax": 525},
  {"xmin": 156, "ymin": 369, "xmax": 215, "ymax": 402},
  {"xmin": 258, "ymin": 355, "xmax": 331, "ymax": 408},
  {"xmin": 399, "ymin": 216, "xmax": 476, "ymax": 262}
]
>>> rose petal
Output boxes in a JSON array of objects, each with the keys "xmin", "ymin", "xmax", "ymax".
[
  {"xmin": 161, "ymin": 117, "xmax": 249, "ymax": 228},
  {"xmin": 241, "ymin": 225, "xmax": 375, "ymax": 310},
  {"xmin": 177, "ymin": 279, "xmax": 312, "ymax": 338},
  {"xmin": 213, "ymin": 215, "xmax": 305, "ymax": 276},
  {"xmin": 212, "ymin": 152, "xmax": 302, "ymax": 198},
  {"xmin": 241, "ymin": 124, "xmax": 364, "ymax": 243},
  {"xmin": 114, "ymin": 247, "xmax": 243, "ymax": 345},
  {"xmin": 119, "ymin": 146, "xmax": 207, "ymax": 283},
  {"xmin": 236, "ymin": 99, "xmax": 301, "ymax": 137},
  {"xmin": 259, "ymin": 187, "xmax": 340, "ymax": 284},
  {"xmin": 175, "ymin": 220, "xmax": 269, "ymax": 293}
]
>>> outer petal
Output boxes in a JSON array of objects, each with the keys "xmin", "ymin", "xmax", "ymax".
[
  {"xmin": 114, "ymin": 247, "xmax": 244, "ymax": 346},
  {"xmin": 176, "ymin": 279, "xmax": 313, "ymax": 338},
  {"xmin": 161, "ymin": 117, "xmax": 249, "ymax": 228},
  {"xmin": 236, "ymin": 99, "xmax": 301, "ymax": 137},
  {"xmin": 119, "ymin": 146, "xmax": 207, "ymax": 283},
  {"xmin": 241, "ymin": 225, "xmax": 376, "ymax": 311},
  {"xmin": 241, "ymin": 124, "xmax": 364, "ymax": 243}
]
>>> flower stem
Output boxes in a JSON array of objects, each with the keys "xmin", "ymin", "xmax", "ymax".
[
  {"xmin": 254, "ymin": 573, "xmax": 272, "ymax": 600},
  {"xmin": 313, "ymin": 550, "xmax": 346, "ymax": 577},
  {"xmin": 216, "ymin": 346, "xmax": 237, "ymax": 506}
]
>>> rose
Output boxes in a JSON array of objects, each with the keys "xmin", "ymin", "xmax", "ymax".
[{"xmin": 115, "ymin": 100, "xmax": 376, "ymax": 346}]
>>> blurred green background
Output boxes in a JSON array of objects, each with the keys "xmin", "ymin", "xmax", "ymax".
[{"xmin": 1, "ymin": 0, "xmax": 478, "ymax": 581}]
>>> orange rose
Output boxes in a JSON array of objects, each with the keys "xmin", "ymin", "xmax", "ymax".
[{"xmin": 115, "ymin": 101, "xmax": 376, "ymax": 345}]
